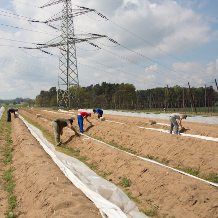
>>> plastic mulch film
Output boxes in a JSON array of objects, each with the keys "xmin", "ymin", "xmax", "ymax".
[
  {"xmin": 0, "ymin": 107, "xmax": 5, "ymax": 120},
  {"xmin": 78, "ymin": 109, "xmax": 218, "ymax": 125},
  {"xmin": 19, "ymin": 115, "xmax": 148, "ymax": 218},
  {"xmin": 76, "ymin": 109, "xmax": 218, "ymax": 188}
]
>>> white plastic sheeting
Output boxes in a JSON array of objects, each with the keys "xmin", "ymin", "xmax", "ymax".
[
  {"xmin": 83, "ymin": 133, "xmax": 218, "ymax": 188},
  {"xmin": 137, "ymin": 126, "xmax": 218, "ymax": 142},
  {"xmin": 78, "ymin": 109, "xmax": 218, "ymax": 125},
  {"xmin": 19, "ymin": 115, "xmax": 148, "ymax": 218},
  {"xmin": 0, "ymin": 107, "xmax": 5, "ymax": 120},
  {"xmin": 76, "ymin": 109, "xmax": 218, "ymax": 188}
]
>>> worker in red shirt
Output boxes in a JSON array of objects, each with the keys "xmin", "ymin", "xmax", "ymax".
[{"xmin": 77, "ymin": 112, "xmax": 92, "ymax": 133}]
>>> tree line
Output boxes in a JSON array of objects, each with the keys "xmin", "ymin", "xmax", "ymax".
[
  {"xmin": 0, "ymin": 97, "xmax": 35, "ymax": 107},
  {"xmin": 35, "ymin": 82, "xmax": 218, "ymax": 112}
]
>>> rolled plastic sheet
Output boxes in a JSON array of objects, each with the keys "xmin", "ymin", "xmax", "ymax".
[
  {"xmin": 0, "ymin": 107, "xmax": 5, "ymax": 120},
  {"xmin": 19, "ymin": 115, "xmax": 148, "ymax": 218}
]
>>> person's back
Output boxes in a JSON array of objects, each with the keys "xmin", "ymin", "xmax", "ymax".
[
  {"xmin": 53, "ymin": 118, "xmax": 70, "ymax": 128},
  {"xmin": 79, "ymin": 112, "xmax": 90, "ymax": 118},
  {"xmin": 95, "ymin": 108, "xmax": 102, "ymax": 113},
  {"xmin": 169, "ymin": 113, "xmax": 187, "ymax": 134},
  {"xmin": 170, "ymin": 113, "xmax": 183, "ymax": 120},
  {"xmin": 51, "ymin": 117, "xmax": 75, "ymax": 146},
  {"xmin": 8, "ymin": 108, "xmax": 15, "ymax": 113},
  {"xmin": 7, "ymin": 108, "xmax": 17, "ymax": 122},
  {"xmin": 93, "ymin": 108, "xmax": 103, "ymax": 119}
]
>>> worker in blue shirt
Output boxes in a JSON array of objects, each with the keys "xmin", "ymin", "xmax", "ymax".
[
  {"xmin": 7, "ymin": 108, "xmax": 18, "ymax": 122},
  {"xmin": 93, "ymin": 108, "xmax": 103, "ymax": 119}
]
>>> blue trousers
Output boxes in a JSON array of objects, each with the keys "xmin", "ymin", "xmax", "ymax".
[
  {"xmin": 77, "ymin": 115, "xmax": 84, "ymax": 133},
  {"xmin": 98, "ymin": 111, "xmax": 103, "ymax": 119},
  {"xmin": 169, "ymin": 117, "xmax": 178, "ymax": 134}
]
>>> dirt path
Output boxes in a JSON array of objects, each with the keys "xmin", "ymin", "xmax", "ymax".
[
  {"xmin": 15, "ymin": 108, "xmax": 218, "ymax": 218},
  {"xmin": 11, "ymin": 115, "xmax": 102, "ymax": 218}
]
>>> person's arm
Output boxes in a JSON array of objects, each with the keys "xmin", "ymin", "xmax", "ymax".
[
  {"xmin": 68, "ymin": 123, "xmax": 79, "ymax": 135},
  {"xmin": 178, "ymin": 119, "xmax": 183, "ymax": 128},
  {"xmin": 60, "ymin": 127, "xmax": 63, "ymax": 135},
  {"xmin": 85, "ymin": 117, "xmax": 92, "ymax": 124}
]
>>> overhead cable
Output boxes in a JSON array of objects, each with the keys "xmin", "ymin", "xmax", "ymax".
[{"xmin": 94, "ymin": 10, "xmax": 214, "ymax": 78}]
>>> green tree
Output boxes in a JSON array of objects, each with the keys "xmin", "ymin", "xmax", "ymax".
[
  {"xmin": 32, "ymin": 100, "xmax": 36, "ymax": 106},
  {"xmin": 173, "ymin": 85, "xmax": 182, "ymax": 109},
  {"xmin": 35, "ymin": 95, "xmax": 43, "ymax": 107},
  {"xmin": 22, "ymin": 103, "xmax": 28, "ymax": 107},
  {"xmin": 50, "ymin": 95, "xmax": 57, "ymax": 107},
  {"xmin": 27, "ymin": 99, "xmax": 32, "ymax": 107},
  {"xmin": 70, "ymin": 85, "xmax": 88, "ymax": 108}
]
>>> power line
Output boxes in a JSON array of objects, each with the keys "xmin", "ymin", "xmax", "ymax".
[
  {"xmin": 77, "ymin": 54, "xmax": 163, "ymax": 86},
  {"xmin": 0, "ymin": 33, "xmax": 202, "ymax": 88},
  {"xmin": 0, "ymin": 1, "xmax": 214, "ymax": 91},
  {"xmin": 0, "ymin": 23, "xmax": 60, "ymax": 36},
  {"xmin": 92, "ymin": 9, "xmax": 214, "ymax": 78},
  {"xmin": 87, "ymin": 41, "xmax": 188, "ymax": 84}
]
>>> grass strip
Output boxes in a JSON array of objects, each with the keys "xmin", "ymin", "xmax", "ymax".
[
  {"xmin": 19, "ymin": 111, "xmax": 216, "ymax": 218},
  {"xmin": 20, "ymin": 114, "xmax": 111, "ymax": 178},
  {"xmin": 117, "ymin": 177, "xmax": 130, "ymax": 188},
  {"xmin": 87, "ymin": 133, "xmax": 218, "ymax": 185},
  {"xmin": 20, "ymin": 114, "xmax": 56, "ymax": 145},
  {"xmin": 175, "ymin": 167, "xmax": 218, "ymax": 184},
  {"xmin": 1, "ymin": 108, "xmax": 17, "ymax": 218}
]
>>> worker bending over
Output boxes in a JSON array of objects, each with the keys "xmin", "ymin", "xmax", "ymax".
[
  {"xmin": 93, "ymin": 108, "xmax": 103, "ymax": 119},
  {"xmin": 51, "ymin": 117, "xmax": 78, "ymax": 146},
  {"xmin": 169, "ymin": 113, "xmax": 187, "ymax": 135},
  {"xmin": 77, "ymin": 112, "xmax": 92, "ymax": 133},
  {"xmin": 7, "ymin": 108, "xmax": 18, "ymax": 122}
]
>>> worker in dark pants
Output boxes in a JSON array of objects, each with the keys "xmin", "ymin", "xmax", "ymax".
[
  {"xmin": 93, "ymin": 108, "xmax": 103, "ymax": 119},
  {"xmin": 51, "ymin": 117, "xmax": 78, "ymax": 146},
  {"xmin": 7, "ymin": 108, "xmax": 18, "ymax": 122}
]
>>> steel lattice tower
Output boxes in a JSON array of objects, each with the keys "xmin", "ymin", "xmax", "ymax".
[
  {"xmin": 57, "ymin": 0, "xmax": 78, "ymax": 108},
  {"xmin": 32, "ymin": 0, "xmax": 107, "ymax": 108}
]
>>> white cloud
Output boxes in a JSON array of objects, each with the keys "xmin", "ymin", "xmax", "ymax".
[
  {"xmin": 0, "ymin": 0, "xmax": 217, "ymax": 99},
  {"xmin": 198, "ymin": 0, "xmax": 207, "ymax": 9},
  {"xmin": 94, "ymin": 72, "xmax": 99, "ymax": 77},
  {"xmin": 145, "ymin": 64, "xmax": 158, "ymax": 72},
  {"xmin": 212, "ymin": 30, "xmax": 218, "ymax": 37},
  {"xmin": 14, "ymin": 31, "xmax": 21, "ymax": 37},
  {"xmin": 206, "ymin": 59, "xmax": 218, "ymax": 76},
  {"xmin": 171, "ymin": 59, "xmax": 218, "ymax": 87}
]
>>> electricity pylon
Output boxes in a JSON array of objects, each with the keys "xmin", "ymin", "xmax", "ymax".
[{"xmin": 29, "ymin": 0, "xmax": 107, "ymax": 108}]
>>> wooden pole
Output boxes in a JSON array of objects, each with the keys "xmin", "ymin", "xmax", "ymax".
[
  {"xmin": 183, "ymin": 87, "xmax": 184, "ymax": 112},
  {"xmin": 188, "ymin": 82, "xmax": 197, "ymax": 113},
  {"xmin": 208, "ymin": 90, "xmax": 209, "ymax": 113},
  {"xmin": 205, "ymin": 85, "xmax": 206, "ymax": 114},
  {"xmin": 150, "ymin": 92, "xmax": 151, "ymax": 111}
]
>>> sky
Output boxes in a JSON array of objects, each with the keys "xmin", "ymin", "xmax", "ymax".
[{"xmin": 0, "ymin": 0, "xmax": 217, "ymax": 99}]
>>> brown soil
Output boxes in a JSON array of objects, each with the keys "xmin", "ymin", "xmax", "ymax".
[
  {"xmin": 10, "ymin": 115, "xmax": 102, "ymax": 218},
  {"xmin": 2, "ymin": 107, "xmax": 218, "ymax": 218}
]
